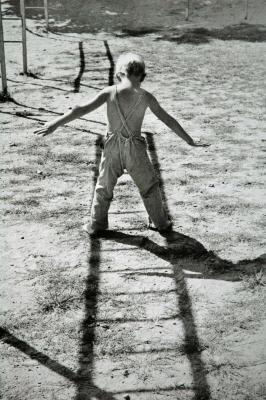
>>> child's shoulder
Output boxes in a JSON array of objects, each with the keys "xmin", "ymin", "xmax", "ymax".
[
  {"xmin": 96, "ymin": 85, "xmax": 115, "ymax": 103},
  {"xmin": 101, "ymin": 85, "xmax": 115, "ymax": 95},
  {"xmin": 140, "ymin": 89, "xmax": 157, "ymax": 104}
]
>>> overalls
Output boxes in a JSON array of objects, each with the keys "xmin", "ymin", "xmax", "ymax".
[{"xmin": 90, "ymin": 86, "xmax": 170, "ymax": 232}]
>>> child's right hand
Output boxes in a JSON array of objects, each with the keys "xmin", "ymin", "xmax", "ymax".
[{"xmin": 34, "ymin": 122, "xmax": 57, "ymax": 137}]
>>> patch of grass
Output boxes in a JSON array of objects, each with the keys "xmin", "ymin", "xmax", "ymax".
[
  {"xmin": 34, "ymin": 149, "xmax": 93, "ymax": 170},
  {"xmin": 63, "ymin": 220, "xmax": 82, "ymax": 231},
  {"xmin": 16, "ymin": 141, "xmax": 49, "ymax": 157},
  {"xmin": 94, "ymin": 323, "xmax": 136, "ymax": 356},
  {"xmin": 35, "ymin": 205, "xmax": 84, "ymax": 222},
  {"xmin": 11, "ymin": 198, "xmax": 40, "ymax": 207},
  {"xmin": 9, "ymin": 166, "xmax": 33, "ymax": 175},
  {"xmin": 242, "ymin": 269, "xmax": 266, "ymax": 290},
  {"xmin": 35, "ymin": 267, "xmax": 84, "ymax": 313},
  {"xmin": 4, "ymin": 208, "xmax": 29, "ymax": 216},
  {"xmin": 3, "ymin": 196, "xmax": 41, "ymax": 217},
  {"xmin": 53, "ymin": 152, "xmax": 88, "ymax": 165},
  {"xmin": 48, "ymin": 190, "xmax": 75, "ymax": 199},
  {"xmin": 9, "ymin": 177, "xmax": 30, "ymax": 185},
  {"xmin": 0, "ymin": 195, "xmax": 12, "ymax": 201},
  {"xmin": 97, "ymin": 294, "xmax": 146, "ymax": 322}
]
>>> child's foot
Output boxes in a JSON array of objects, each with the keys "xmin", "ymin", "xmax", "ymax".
[
  {"xmin": 82, "ymin": 223, "xmax": 106, "ymax": 237},
  {"xmin": 158, "ymin": 223, "xmax": 173, "ymax": 237}
]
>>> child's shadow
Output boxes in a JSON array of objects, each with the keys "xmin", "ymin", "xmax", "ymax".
[{"xmin": 100, "ymin": 228, "xmax": 259, "ymax": 280}]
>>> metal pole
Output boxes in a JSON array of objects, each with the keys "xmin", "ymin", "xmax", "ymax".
[
  {"xmin": 44, "ymin": 0, "xmax": 49, "ymax": 30},
  {"xmin": 185, "ymin": 0, "xmax": 190, "ymax": 21},
  {"xmin": 20, "ymin": 0, "xmax": 27, "ymax": 74},
  {"xmin": 244, "ymin": 0, "xmax": 249, "ymax": 20},
  {"xmin": 0, "ymin": 0, "xmax": 8, "ymax": 95}
]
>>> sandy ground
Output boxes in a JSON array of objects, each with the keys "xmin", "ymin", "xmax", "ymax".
[{"xmin": 1, "ymin": 1, "xmax": 266, "ymax": 399}]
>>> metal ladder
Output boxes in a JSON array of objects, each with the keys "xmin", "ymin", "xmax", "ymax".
[{"xmin": 0, "ymin": 0, "xmax": 49, "ymax": 95}]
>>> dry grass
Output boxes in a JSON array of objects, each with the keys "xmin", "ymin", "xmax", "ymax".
[{"xmin": 241, "ymin": 269, "xmax": 266, "ymax": 290}]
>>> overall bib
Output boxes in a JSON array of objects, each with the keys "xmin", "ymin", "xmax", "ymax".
[{"xmin": 90, "ymin": 87, "xmax": 170, "ymax": 232}]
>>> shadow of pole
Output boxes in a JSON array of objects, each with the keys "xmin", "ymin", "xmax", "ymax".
[
  {"xmin": 144, "ymin": 129, "xmax": 210, "ymax": 398},
  {"xmin": 144, "ymin": 131, "xmax": 210, "ymax": 397},
  {"xmin": 75, "ymin": 236, "xmax": 101, "ymax": 399},
  {"xmin": 144, "ymin": 131, "xmax": 171, "ymax": 219},
  {"xmin": 100, "ymin": 230, "xmax": 212, "ymax": 398},
  {"xmin": 76, "ymin": 136, "xmax": 103, "ymax": 399},
  {"xmin": 172, "ymin": 262, "xmax": 211, "ymax": 400},
  {"xmin": 103, "ymin": 41, "xmax": 115, "ymax": 86},
  {"xmin": 74, "ymin": 42, "xmax": 85, "ymax": 93},
  {"xmin": 0, "ymin": 326, "xmax": 117, "ymax": 400},
  {"xmin": 0, "ymin": 327, "xmax": 77, "ymax": 382}
]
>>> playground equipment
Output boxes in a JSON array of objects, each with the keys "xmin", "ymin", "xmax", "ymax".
[
  {"xmin": 185, "ymin": 0, "xmax": 190, "ymax": 21},
  {"xmin": 245, "ymin": 0, "xmax": 249, "ymax": 20},
  {"xmin": 0, "ymin": 0, "xmax": 7, "ymax": 95},
  {"xmin": 0, "ymin": 0, "xmax": 49, "ymax": 96}
]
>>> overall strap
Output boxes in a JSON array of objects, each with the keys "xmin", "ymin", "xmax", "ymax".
[{"xmin": 115, "ymin": 86, "xmax": 143, "ymax": 138}]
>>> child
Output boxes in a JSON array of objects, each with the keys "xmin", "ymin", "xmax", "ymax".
[{"xmin": 34, "ymin": 53, "xmax": 208, "ymax": 236}]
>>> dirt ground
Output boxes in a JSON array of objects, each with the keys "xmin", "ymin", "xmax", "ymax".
[{"xmin": 1, "ymin": 1, "xmax": 266, "ymax": 399}]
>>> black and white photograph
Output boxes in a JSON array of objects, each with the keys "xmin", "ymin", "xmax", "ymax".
[{"xmin": 1, "ymin": 1, "xmax": 265, "ymax": 399}]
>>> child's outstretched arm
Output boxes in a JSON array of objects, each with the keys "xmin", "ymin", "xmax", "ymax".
[
  {"xmin": 148, "ymin": 93, "xmax": 208, "ymax": 147},
  {"xmin": 34, "ymin": 88, "xmax": 110, "ymax": 137}
]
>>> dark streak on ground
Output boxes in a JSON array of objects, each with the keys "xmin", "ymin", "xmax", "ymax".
[
  {"xmin": 103, "ymin": 40, "xmax": 115, "ymax": 86},
  {"xmin": 157, "ymin": 23, "xmax": 266, "ymax": 45},
  {"xmin": 142, "ymin": 131, "xmax": 211, "ymax": 398},
  {"xmin": 74, "ymin": 42, "xmax": 85, "ymax": 93},
  {"xmin": 144, "ymin": 131, "xmax": 171, "ymax": 223},
  {"xmin": 0, "ymin": 327, "xmax": 77, "ymax": 382},
  {"xmin": 0, "ymin": 110, "xmax": 99, "ymax": 136},
  {"xmin": 7, "ymin": 78, "xmax": 71, "ymax": 93},
  {"xmin": 75, "ymin": 135, "xmax": 117, "ymax": 400}
]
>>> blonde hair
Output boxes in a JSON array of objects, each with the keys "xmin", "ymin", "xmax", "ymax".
[{"xmin": 115, "ymin": 53, "xmax": 146, "ymax": 82}]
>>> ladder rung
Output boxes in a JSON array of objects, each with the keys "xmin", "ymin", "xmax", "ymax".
[
  {"xmin": 25, "ymin": 7, "xmax": 45, "ymax": 9},
  {"xmin": 4, "ymin": 41, "xmax": 22, "ymax": 43},
  {"xmin": 2, "ymin": 17, "xmax": 22, "ymax": 20}
]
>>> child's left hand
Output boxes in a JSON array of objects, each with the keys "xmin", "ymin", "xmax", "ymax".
[{"xmin": 34, "ymin": 122, "xmax": 57, "ymax": 137}]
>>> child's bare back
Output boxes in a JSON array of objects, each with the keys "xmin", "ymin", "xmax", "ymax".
[{"xmin": 106, "ymin": 84, "xmax": 148, "ymax": 138}]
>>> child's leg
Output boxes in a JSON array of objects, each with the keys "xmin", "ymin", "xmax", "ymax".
[
  {"xmin": 90, "ymin": 151, "xmax": 122, "ymax": 231},
  {"xmin": 126, "ymin": 139, "xmax": 171, "ymax": 231}
]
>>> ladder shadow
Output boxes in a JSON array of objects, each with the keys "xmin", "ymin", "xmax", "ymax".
[{"xmin": 99, "ymin": 229, "xmax": 212, "ymax": 399}]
